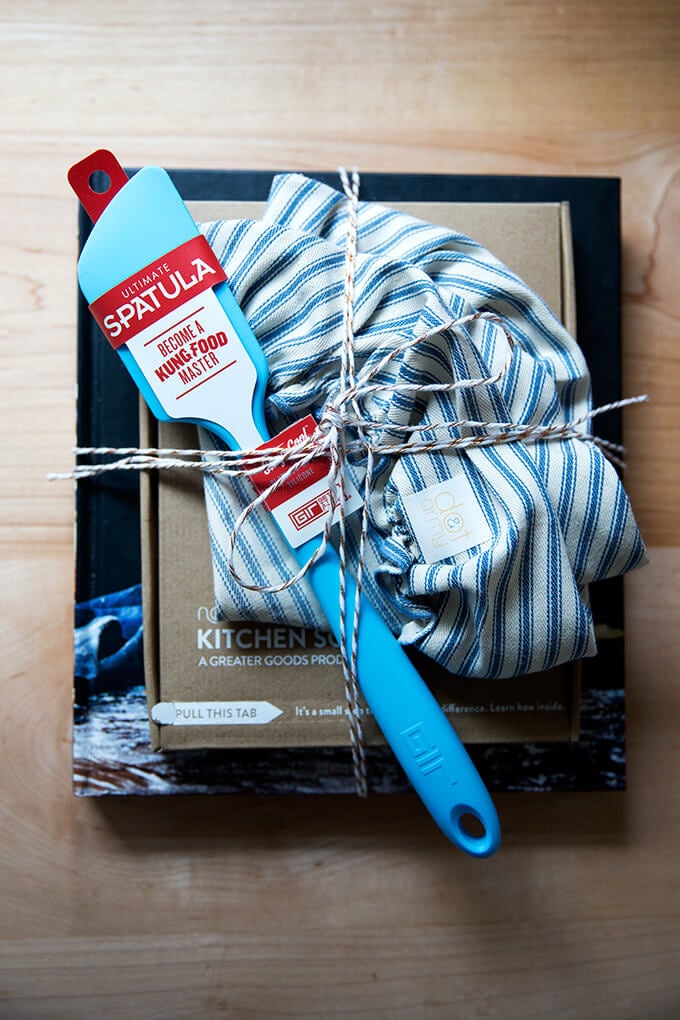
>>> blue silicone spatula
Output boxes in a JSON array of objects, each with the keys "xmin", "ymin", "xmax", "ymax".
[{"xmin": 69, "ymin": 150, "xmax": 501, "ymax": 857}]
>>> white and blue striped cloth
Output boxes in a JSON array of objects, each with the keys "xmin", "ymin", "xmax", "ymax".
[{"xmin": 198, "ymin": 174, "xmax": 646, "ymax": 679}]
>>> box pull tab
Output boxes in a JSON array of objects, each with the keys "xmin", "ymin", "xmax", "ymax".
[{"xmin": 67, "ymin": 149, "xmax": 129, "ymax": 222}]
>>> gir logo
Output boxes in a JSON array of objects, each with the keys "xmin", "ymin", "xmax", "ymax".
[{"xmin": 288, "ymin": 489, "xmax": 332, "ymax": 531}]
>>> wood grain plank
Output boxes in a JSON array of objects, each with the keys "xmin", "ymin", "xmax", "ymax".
[
  {"xmin": 0, "ymin": 0, "xmax": 678, "ymax": 1014},
  {"xmin": 1, "ymin": 923, "xmax": 679, "ymax": 1019}
]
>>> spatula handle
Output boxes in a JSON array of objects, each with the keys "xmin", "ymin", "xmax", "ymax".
[{"xmin": 296, "ymin": 538, "xmax": 501, "ymax": 857}]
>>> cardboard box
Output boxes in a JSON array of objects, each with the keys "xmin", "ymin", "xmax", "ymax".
[{"xmin": 142, "ymin": 199, "xmax": 582, "ymax": 752}]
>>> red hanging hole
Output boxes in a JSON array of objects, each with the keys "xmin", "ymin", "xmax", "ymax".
[{"xmin": 67, "ymin": 149, "xmax": 129, "ymax": 222}]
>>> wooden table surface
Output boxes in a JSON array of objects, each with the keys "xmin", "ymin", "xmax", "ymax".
[{"xmin": 1, "ymin": 2, "xmax": 678, "ymax": 1017}]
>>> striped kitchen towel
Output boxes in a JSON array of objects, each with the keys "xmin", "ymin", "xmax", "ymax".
[{"xmin": 197, "ymin": 174, "xmax": 646, "ymax": 679}]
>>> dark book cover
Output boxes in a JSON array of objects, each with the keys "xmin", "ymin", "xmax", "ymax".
[{"xmin": 73, "ymin": 170, "xmax": 627, "ymax": 796}]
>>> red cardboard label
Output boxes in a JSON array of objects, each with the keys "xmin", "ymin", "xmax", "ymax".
[
  {"xmin": 90, "ymin": 235, "xmax": 227, "ymax": 348},
  {"xmin": 250, "ymin": 416, "xmax": 330, "ymax": 511}
]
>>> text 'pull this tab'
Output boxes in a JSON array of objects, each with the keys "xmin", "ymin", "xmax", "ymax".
[{"xmin": 151, "ymin": 701, "xmax": 284, "ymax": 726}]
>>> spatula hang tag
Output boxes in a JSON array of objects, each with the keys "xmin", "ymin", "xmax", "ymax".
[
  {"xmin": 249, "ymin": 415, "xmax": 363, "ymax": 547},
  {"xmin": 69, "ymin": 150, "xmax": 269, "ymax": 450}
]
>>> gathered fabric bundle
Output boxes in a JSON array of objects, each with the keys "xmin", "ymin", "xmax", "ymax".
[{"xmin": 197, "ymin": 173, "xmax": 646, "ymax": 680}]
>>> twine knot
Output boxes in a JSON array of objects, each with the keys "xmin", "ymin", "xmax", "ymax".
[{"xmin": 318, "ymin": 403, "xmax": 346, "ymax": 434}]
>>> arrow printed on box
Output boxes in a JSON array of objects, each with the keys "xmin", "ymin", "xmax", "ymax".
[{"xmin": 151, "ymin": 701, "xmax": 284, "ymax": 726}]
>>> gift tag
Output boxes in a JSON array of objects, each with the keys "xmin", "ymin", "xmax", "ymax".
[{"xmin": 403, "ymin": 476, "xmax": 493, "ymax": 563}]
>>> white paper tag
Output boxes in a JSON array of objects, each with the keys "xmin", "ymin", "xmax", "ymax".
[
  {"xmin": 152, "ymin": 701, "xmax": 283, "ymax": 726},
  {"xmin": 403, "ymin": 475, "xmax": 492, "ymax": 564},
  {"xmin": 269, "ymin": 475, "xmax": 363, "ymax": 548},
  {"xmin": 127, "ymin": 287, "xmax": 261, "ymax": 447},
  {"xmin": 90, "ymin": 234, "xmax": 264, "ymax": 448}
]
